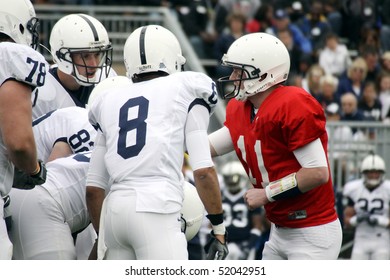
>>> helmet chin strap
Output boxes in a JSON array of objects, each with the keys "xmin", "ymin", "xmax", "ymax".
[{"xmin": 73, "ymin": 67, "xmax": 98, "ymax": 86}]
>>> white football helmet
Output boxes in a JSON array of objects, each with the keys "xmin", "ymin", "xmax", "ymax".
[
  {"xmin": 87, "ymin": 76, "xmax": 132, "ymax": 109},
  {"xmin": 361, "ymin": 154, "xmax": 386, "ymax": 188},
  {"xmin": 217, "ymin": 32, "xmax": 290, "ymax": 101},
  {"xmin": 181, "ymin": 181, "xmax": 205, "ymax": 241},
  {"xmin": 0, "ymin": 0, "xmax": 39, "ymax": 49},
  {"xmin": 221, "ymin": 161, "xmax": 248, "ymax": 193},
  {"xmin": 123, "ymin": 25, "xmax": 186, "ymax": 80},
  {"xmin": 50, "ymin": 14, "xmax": 113, "ymax": 86}
]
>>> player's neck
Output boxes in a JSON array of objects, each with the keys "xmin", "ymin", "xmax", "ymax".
[
  {"xmin": 248, "ymin": 87, "xmax": 274, "ymax": 109},
  {"xmin": 57, "ymin": 70, "xmax": 81, "ymax": 91}
]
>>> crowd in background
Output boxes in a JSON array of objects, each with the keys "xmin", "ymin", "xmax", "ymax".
[{"xmin": 33, "ymin": 0, "xmax": 390, "ymax": 123}]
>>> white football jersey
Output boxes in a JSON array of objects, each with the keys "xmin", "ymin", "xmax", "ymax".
[
  {"xmin": 89, "ymin": 71, "xmax": 218, "ymax": 213},
  {"xmin": 42, "ymin": 152, "xmax": 91, "ymax": 233},
  {"xmin": 32, "ymin": 66, "xmax": 117, "ymax": 119},
  {"xmin": 31, "ymin": 71, "xmax": 75, "ymax": 119},
  {"xmin": 32, "ymin": 107, "xmax": 97, "ymax": 162},
  {"xmin": 343, "ymin": 179, "xmax": 390, "ymax": 238},
  {"xmin": 0, "ymin": 42, "xmax": 48, "ymax": 197}
]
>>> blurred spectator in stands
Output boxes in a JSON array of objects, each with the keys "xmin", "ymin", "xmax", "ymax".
[
  {"xmin": 296, "ymin": 0, "xmax": 331, "ymax": 59},
  {"xmin": 378, "ymin": 0, "xmax": 390, "ymax": 52},
  {"xmin": 380, "ymin": 51, "xmax": 390, "ymax": 75},
  {"xmin": 325, "ymin": 102, "xmax": 353, "ymax": 165},
  {"xmin": 213, "ymin": 0, "xmax": 260, "ymax": 34},
  {"xmin": 286, "ymin": 1, "xmax": 306, "ymax": 24},
  {"xmin": 323, "ymin": 0, "xmax": 343, "ymax": 36},
  {"xmin": 277, "ymin": 28, "xmax": 302, "ymax": 76},
  {"xmin": 246, "ymin": 3, "xmax": 274, "ymax": 33},
  {"xmin": 336, "ymin": 57, "xmax": 368, "ymax": 100},
  {"xmin": 358, "ymin": 81, "xmax": 382, "ymax": 121},
  {"xmin": 358, "ymin": 28, "xmax": 382, "ymax": 55},
  {"xmin": 177, "ymin": 0, "xmax": 217, "ymax": 59},
  {"xmin": 316, "ymin": 74, "xmax": 340, "ymax": 111},
  {"xmin": 302, "ymin": 64, "xmax": 325, "ymax": 99},
  {"xmin": 270, "ymin": 8, "xmax": 312, "ymax": 55},
  {"xmin": 341, "ymin": 0, "xmax": 379, "ymax": 50},
  {"xmin": 214, "ymin": 11, "xmax": 247, "ymax": 78},
  {"xmin": 287, "ymin": 53, "xmax": 313, "ymax": 87},
  {"xmin": 361, "ymin": 45, "xmax": 382, "ymax": 83},
  {"xmin": 378, "ymin": 73, "xmax": 390, "ymax": 120},
  {"xmin": 340, "ymin": 92, "xmax": 366, "ymax": 122},
  {"xmin": 319, "ymin": 33, "xmax": 351, "ymax": 78},
  {"xmin": 340, "ymin": 92, "xmax": 372, "ymax": 139}
]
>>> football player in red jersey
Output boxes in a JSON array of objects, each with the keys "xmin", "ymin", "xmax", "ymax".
[{"xmin": 209, "ymin": 32, "xmax": 342, "ymax": 259}]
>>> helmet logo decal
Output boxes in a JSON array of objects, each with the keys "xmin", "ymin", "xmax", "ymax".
[
  {"xmin": 139, "ymin": 26, "xmax": 148, "ymax": 64},
  {"xmin": 78, "ymin": 14, "xmax": 99, "ymax": 41}
]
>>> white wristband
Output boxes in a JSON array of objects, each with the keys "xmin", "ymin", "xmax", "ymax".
[
  {"xmin": 349, "ymin": 215, "xmax": 357, "ymax": 227},
  {"xmin": 212, "ymin": 223, "xmax": 226, "ymax": 235},
  {"xmin": 265, "ymin": 173, "xmax": 299, "ymax": 202},
  {"xmin": 377, "ymin": 216, "xmax": 390, "ymax": 228},
  {"xmin": 250, "ymin": 228, "xmax": 261, "ymax": 236}
]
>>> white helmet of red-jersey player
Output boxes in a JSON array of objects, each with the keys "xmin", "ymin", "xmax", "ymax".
[
  {"xmin": 360, "ymin": 154, "xmax": 386, "ymax": 188},
  {"xmin": 181, "ymin": 181, "xmax": 204, "ymax": 241},
  {"xmin": 87, "ymin": 75, "xmax": 132, "ymax": 109},
  {"xmin": 217, "ymin": 32, "xmax": 290, "ymax": 101},
  {"xmin": 123, "ymin": 25, "xmax": 186, "ymax": 80},
  {"xmin": 0, "ymin": 0, "xmax": 40, "ymax": 49}
]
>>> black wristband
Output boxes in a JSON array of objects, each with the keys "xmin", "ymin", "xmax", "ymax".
[{"xmin": 206, "ymin": 213, "xmax": 224, "ymax": 225}]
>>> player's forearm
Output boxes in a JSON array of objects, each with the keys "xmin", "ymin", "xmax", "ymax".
[
  {"xmin": 295, "ymin": 167, "xmax": 329, "ymax": 193},
  {"xmin": 86, "ymin": 186, "xmax": 105, "ymax": 234},
  {"xmin": 7, "ymin": 140, "xmax": 39, "ymax": 174},
  {"xmin": 193, "ymin": 167, "xmax": 223, "ymax": 215}
]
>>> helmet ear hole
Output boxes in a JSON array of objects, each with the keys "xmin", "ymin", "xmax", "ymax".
[
  {"xmin": 19, "ymin": 24, "xmax": 25, "ymax": 34},
  {"xmin": 0, "ymin": 0, "xmax": 38, "ymax": 47}
]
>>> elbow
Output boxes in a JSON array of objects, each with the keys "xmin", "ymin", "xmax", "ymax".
[
  {"xmin": 193, "ymin": 166, "xmax": 216, "ymax": 181},
  {"xmin": 314, "ymin": 167, "xmax": 329, "ymax": 185}
]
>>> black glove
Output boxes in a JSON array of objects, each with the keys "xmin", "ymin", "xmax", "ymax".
[
  {"xmin": 204, "ymin": 230, "xmax": 229, "ymax": 260},
  {"xmin": 368, "ymin": 215, "xmax": 390, "ymax": 227},
  {"xmin": 13, "ymin": 160, "xmax": 47, "ymax": 190},
  {"xmin": 356, "ymin": 212, "xmax": 370, "ymax": 223}
]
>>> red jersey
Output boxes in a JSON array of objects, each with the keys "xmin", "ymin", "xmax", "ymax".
[{"xmin": 225, "ymin": 85, "xmax": 338, "ymax": 227}]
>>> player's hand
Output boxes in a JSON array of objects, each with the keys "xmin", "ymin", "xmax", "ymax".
[
  {"xmin": 244, "ymin": 188, "xmax": 268, "ymax": 210},
  {"xmin": 368, "ymin": 215, "xmax": 390, "ymax": 228},
  {"xmin": 204, "ymin": 231, "xmax": 228, "ymax": 260},
  {"xmin": 356, "ymin": 212, "xmax": 370, "ymax": 223},
  {"xmin": 349, "ymin": 212, "xmax": 370, "ymax": 226},
  {"xmin": 13, "ymin": 160, "xmax": 47, "ymax": 189}
]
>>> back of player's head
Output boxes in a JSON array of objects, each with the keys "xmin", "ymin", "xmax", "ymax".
[
  {"xmin": 360, "ymin": 153, "xmax": 386, "ymax": 189},
  {"xmin": 0, "ymin": 0, "xmax": 39, "ymax": 49},
  {"xmin": 87, "ymin": 76, "xmax": 132, "ymax": 109},
  {"xmin": 221, "ymin": 161, "xmax": 248, "ymax": 193},
  {"xmin": 123, "ymin": 25, "xmax": 186, "ymax": 82},
  {"xmin": 50, "ymin": 13, "xmax": 113, "ymax": 86}
]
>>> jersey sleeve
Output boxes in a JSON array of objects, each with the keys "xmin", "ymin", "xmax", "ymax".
[
  {"xmin": 183, "ymin": 72, "xmax": 218, "ymax": 115},
  {"xmin": 279, "ymin": 88, "xmax": 327, "ymax": 151},
  {"xmin": 0, "ymin": 43, "xmax": 48, "ymax": 88}
]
